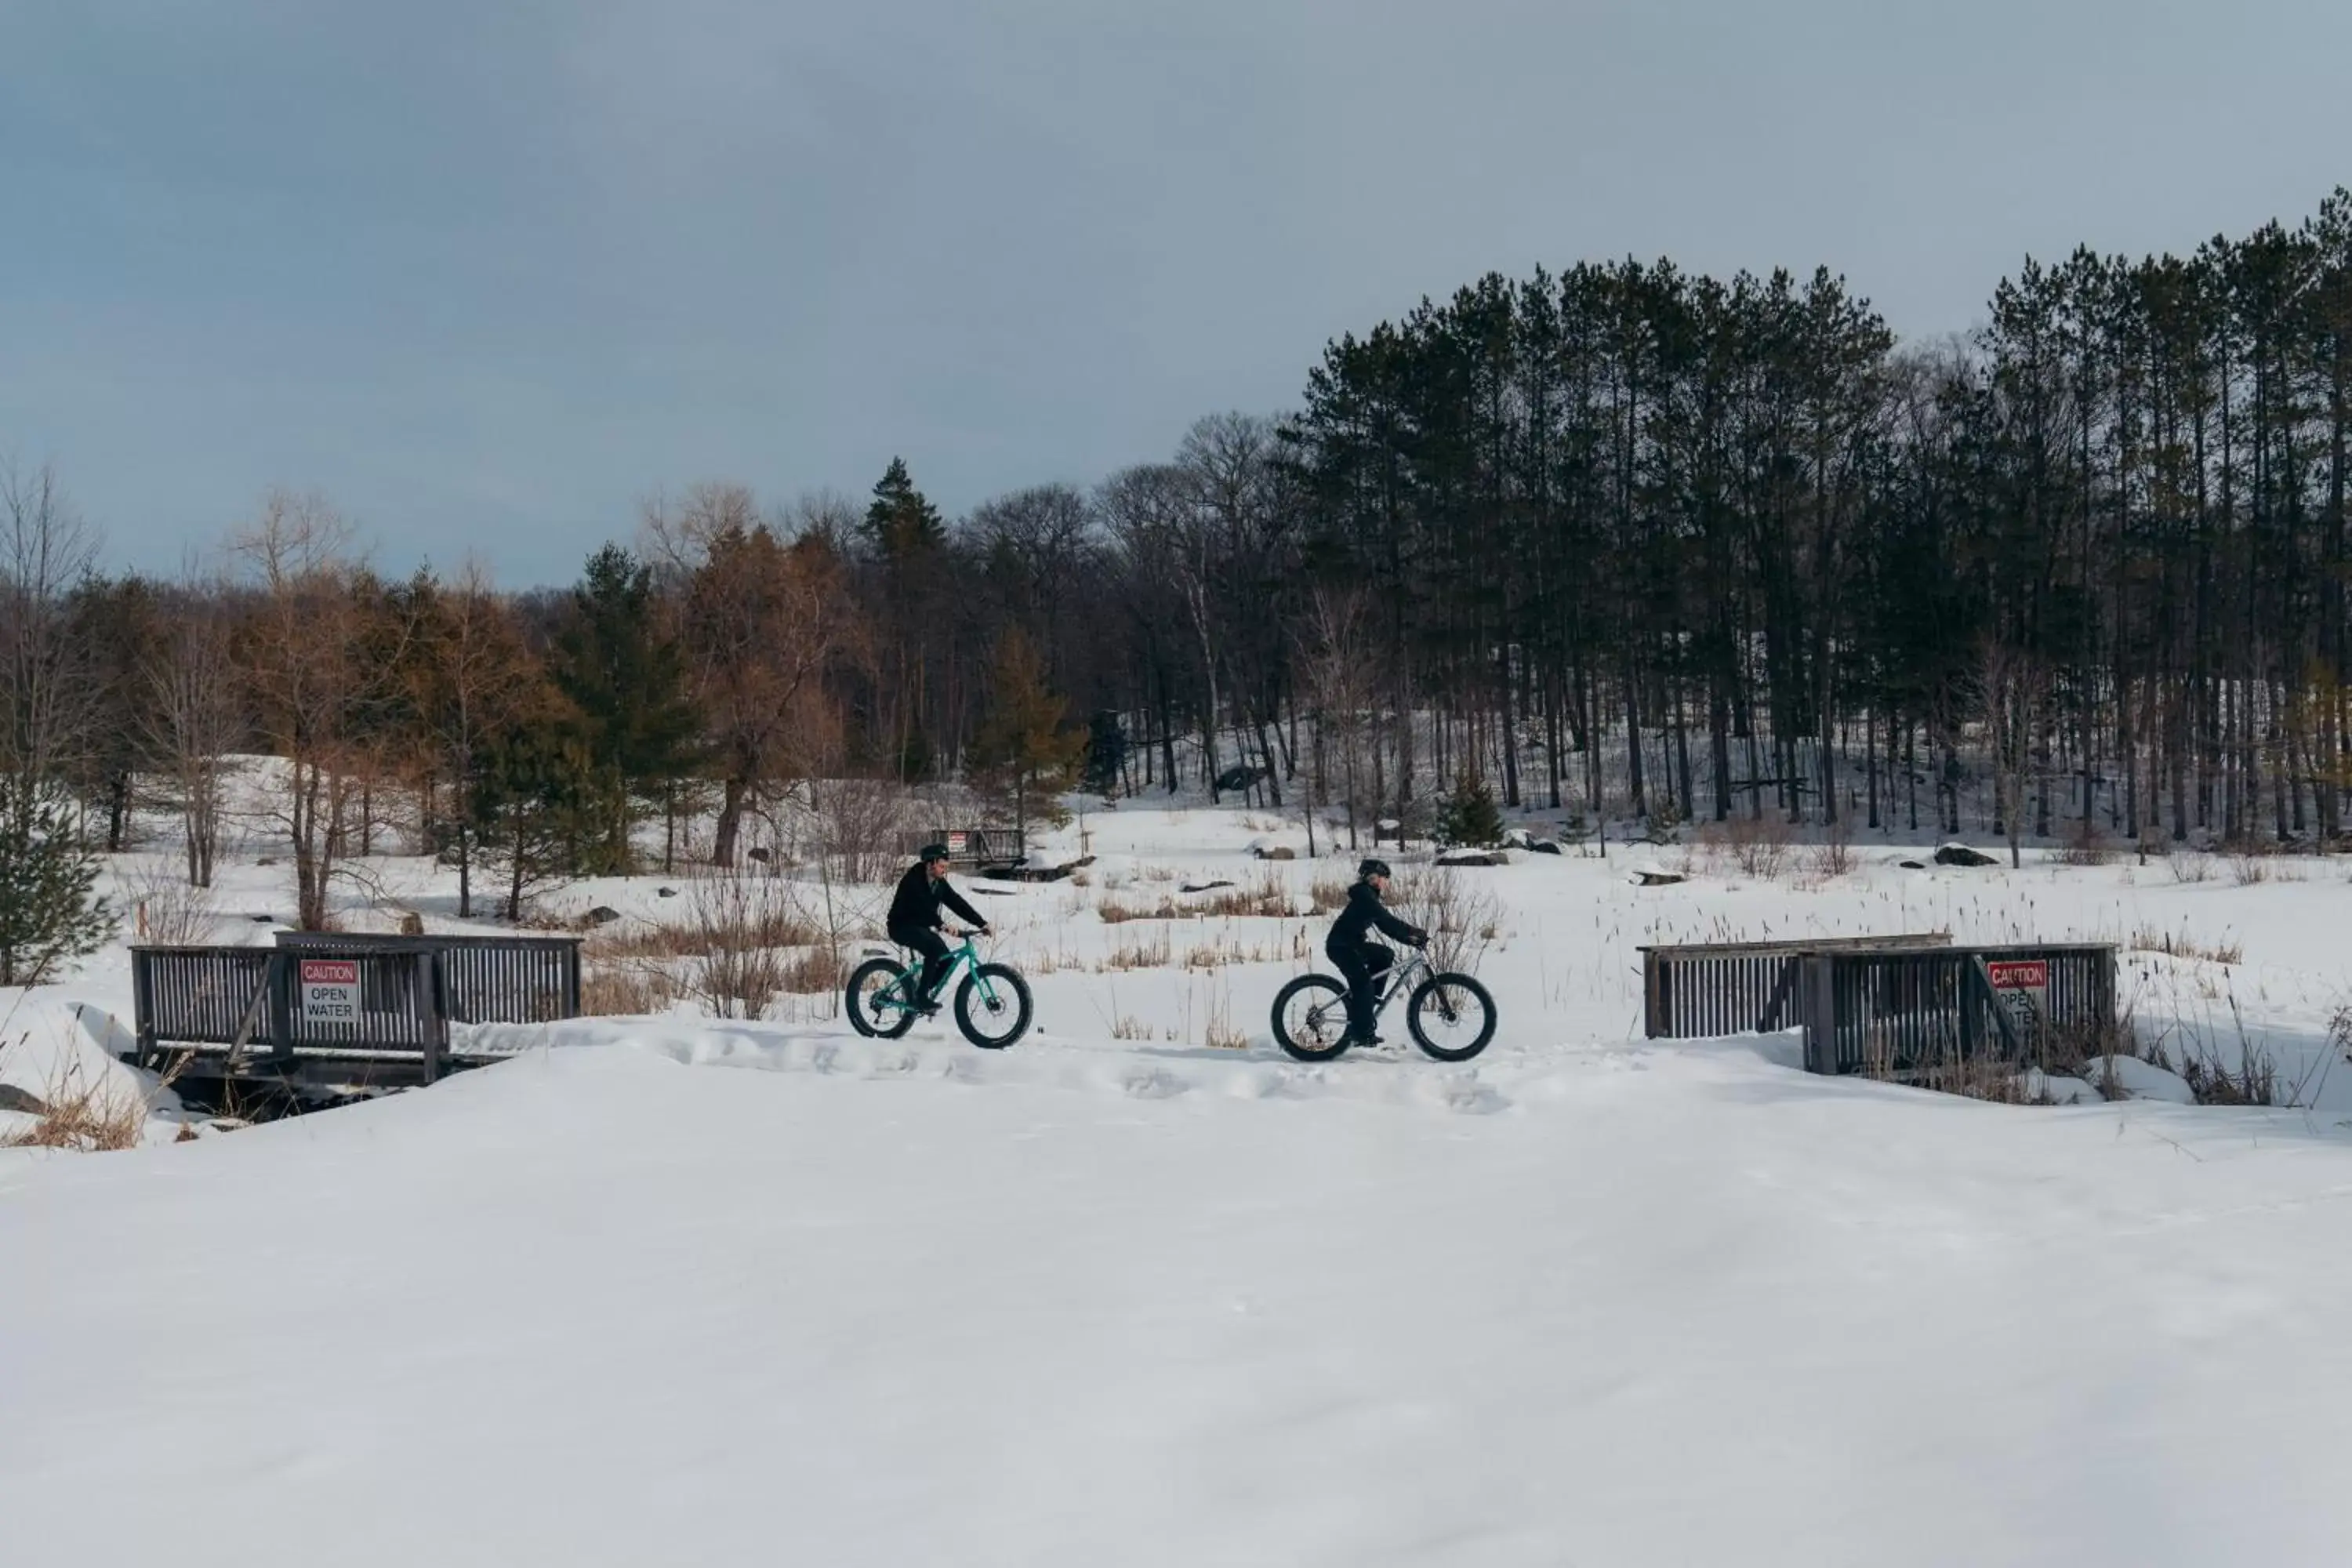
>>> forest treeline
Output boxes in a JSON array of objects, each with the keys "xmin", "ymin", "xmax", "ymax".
[{"xmin": 2, "ymin": 188, "xmax": 2348, "ymax": 942}]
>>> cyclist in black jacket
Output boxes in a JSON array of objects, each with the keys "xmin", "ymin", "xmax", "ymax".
[
  {"xmin": 1326, "ymin": 858, "xmax": 1426, "ymax": 1045},
  {"xmin": 889, "ymin": 844, "xmax": 989, "ymax": 1011}
]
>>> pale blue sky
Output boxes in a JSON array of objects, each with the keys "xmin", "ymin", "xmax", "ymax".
[{"xmin": 5, "ymin": 0, "xmax": 2346, "ymax": 583}]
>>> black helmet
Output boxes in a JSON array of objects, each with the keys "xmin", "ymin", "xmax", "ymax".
[
  {"xmin": 919, "ymin": 843, "xmax": 951, "ymax": 863},
  {"xmin": 1357, "ymin": 858, "xmax": 1392, "ymax": 880}
]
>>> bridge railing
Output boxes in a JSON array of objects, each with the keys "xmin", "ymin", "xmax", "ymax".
[
  {"xmin": 1640, "ymin": 935, "xmax": 2117, "ymax": 1076},
  {"xmin": 132, "ymin": 933, "xmax": 585, "ymax": 1083}
]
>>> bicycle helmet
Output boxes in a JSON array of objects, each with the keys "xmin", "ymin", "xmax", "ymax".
[
  {"xmin": 919, "ymin": 842, "xmax": 951, "ymax": 863},
  {"xmin": 1357, "ymin": 858, "xmax": 1392, "ymax": 880}
]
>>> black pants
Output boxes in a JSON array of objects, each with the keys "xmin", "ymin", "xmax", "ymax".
[
  {"xmin": 1327, "ymin": 941, "xmax": 1394, "ymax": 1040},
  {"xmin": 891, "ymin": 924, "xmax": 952, "ymax": 1002}
]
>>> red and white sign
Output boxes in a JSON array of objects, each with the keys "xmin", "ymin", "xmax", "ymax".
[
  {"xmin": 1987, "ymin": 959, "xmax": 2048, "ymax": 1035},
  {"xmin": 946, "ymin": 831, "xmax": 968, "ymax": 855},
  {"xmin": 299, "ymin": 958, "xmax": 361, "ymax": 1025}
]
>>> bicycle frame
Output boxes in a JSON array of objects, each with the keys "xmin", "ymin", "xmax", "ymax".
[
  {"xmin": 868, "ymin": 934, "xmax": 1001, "ymax": 1017},
  {"xmin": 1361, "ymin": 949, "xmax": 1433, "ymax": 1020}
]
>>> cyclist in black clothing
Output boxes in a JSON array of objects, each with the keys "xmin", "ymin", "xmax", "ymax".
[
  {"xmin": 1326, "ymin": 858, "xmax": 1426, "ymax": 1045},
  {"xmin": 889, "ymin": 844, "xmax": 990, "ymax": 1012}
]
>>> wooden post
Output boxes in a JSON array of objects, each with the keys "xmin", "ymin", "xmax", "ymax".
[
  {"xmin": 1802, "ymin": 955, "xmax": 1836, "ymax": 1074},
  {"xmin": 268, "ymin": 952, "xmax": 294, "ymax": 1063},
  {"xmin": 416, "ymin": 952, "xmax": 444, "ymax": 1086}
]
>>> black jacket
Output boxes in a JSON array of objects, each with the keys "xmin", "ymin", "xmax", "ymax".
[
  {"xmin": 888, "ymin": 862, "xmax": 985, "ymax": 935},
  {"xmin": 1327, "ymin": 880, "xmax": 1421, "ymax": 953}
]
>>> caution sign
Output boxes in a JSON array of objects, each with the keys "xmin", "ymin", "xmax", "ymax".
[
  {"xmin": 299, "ymin": 958, "xmax": 361, "ymax": 1026},
  {"xmin": 946, "ymin": 831, "xmax": 968, "ymax": 855},
  {"xmin": 1987, "ymin": 958, "xmax": 2048, "ymax": 1040}
]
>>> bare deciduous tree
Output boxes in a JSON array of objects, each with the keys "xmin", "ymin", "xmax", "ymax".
[
  {"xmin": 232, "ymin": 491, "xmax": 406, "ymax": 929},
  {"xmin": 142, "ymin": 583, "xmax": 244, "ymax": 887},
  {"xmin": 652, "ymin": 485, "xmax": 858, "ymax": 867},
  {"xmin": 0, "ymin": 458, "xmax": 101, "ymax": 789}
]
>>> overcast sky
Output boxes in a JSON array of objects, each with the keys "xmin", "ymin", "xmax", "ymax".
[{"xmin": 5, "ymin": 0, "xmax": 2347, "ymax": 583}]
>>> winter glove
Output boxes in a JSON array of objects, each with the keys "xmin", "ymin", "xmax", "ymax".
[{"xmin": 1410, "ymin": 927, "xmax": 1430, "ymax": 948}]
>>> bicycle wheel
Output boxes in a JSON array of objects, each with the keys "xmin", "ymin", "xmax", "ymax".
[
  {"xmin": 1406, "ymin": 971, "xmax": 1497, "ymax": 1062},
  {"xmin": 1272, "ymin": 974, "xmax": 1352, "ymax": 1062},
  {"xmin": 954, "ymin": 964, "xmax": 1033, "ymax": 1049},
  {"xmin": 845, "ymin": 956, "xmax": 918, "ymax": 1039}
]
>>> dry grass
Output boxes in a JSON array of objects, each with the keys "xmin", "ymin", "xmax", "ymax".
[
  {"xmin": 1203, "ymin": 993, "xmax": 1248, "ymax": 1051},
  {"xmin": 0, "ymin": 1040, "xmax": 188, "ymax": 1152},
  {"xmin": 1100, "ymin": 869, "xmax": 1309, "ymax": 924},
  {"xmin": 587, "ymin": 905, "xmax": 822, "ymax": 960},
  {"xmin": 1108, "ymin": 1012, "xmax": 1154, "ymax": 1040},
  {"xmin": 779, "ymin": 945, "xmax": 844, "ymax": 996},
  {"xmin": 581, "ymin": 872, "xmax": 875, "ymax": 1020},
  {"xmin": 2168, "ymin": 851, "xmax": 2216, "ymax": 884},
  {"xmin": 2176, "ymin": 1044, "xmax": 2278, "ymax": 1106},
  {"xmin": 2128, "ymin": 926, "xmax": 2245, "ymax": 965},
  {"xmin": 1100, "ymin": 927, "xmax": 1174, "ymax": 971},
  {"xmin": 580, "ymin": 965, "xmax": 678, "ymax": 1016}
]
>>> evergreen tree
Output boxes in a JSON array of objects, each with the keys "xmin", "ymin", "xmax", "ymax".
[
  {"xmin": 0, "ymin": 777, "xmax": 112, "ymax": 984},
  {"xmin": 1436, "ymin": 771, "xmax": 1504, "ymax": 848},
  {"xmin": 863, "ymin": 457, "xmax": 945, "ymax": 561},
  {"xmin": 550, "ymin": 543, "xmax": 702, "ymax": 873},
  {"xmin": 1082, "ymin": 710, "xmax": 1127, "ymax": 799},
  {"xmin": 468, "ymin": 712, "xmax": 600, "ymax": 922},
  {"xmin": 968, "ymin": 630, "xmax": 1087, "ymax": 842}
]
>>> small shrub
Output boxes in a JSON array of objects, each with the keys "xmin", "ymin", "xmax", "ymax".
[
  {"xmin": 126, "ymin": 862, "xmax": 220, "ymax": 946},
  {"xmin": 1697, "ymin": 815, "xmax": 1793, "ymax": 880},
  {"xmin": 1435, "ymin": 773, "xmax": 1504, "ymax": 850},
  {"xmin": 779, "ymin": 945, "xmax": 844, "ymax": 996},
  {"xmin": 2168, "ymin": 851, "xmax": 2214, "ymax": 884},
  {"xmin": 1388, "ymin": 865, "xmax": 1503, "ymax": 974},
  {"xmin": 1806, "ymin": 815, "xmax": 1857, "ymax": 880},
  {"xmin": 2178, "ymin": 1044, "xmax": 2277, "ymax": 1106},
  {"xmin": 2054, "ymin": 821, "xmax": 2117, "ymax": 867}
]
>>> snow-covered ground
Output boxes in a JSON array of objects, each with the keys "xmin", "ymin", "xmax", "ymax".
[{"xmin": 7, "ymin": 793, "xmax": 2352, "ymax": 1564}]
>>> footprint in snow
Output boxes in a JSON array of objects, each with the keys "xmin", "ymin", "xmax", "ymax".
[{"xmin": 1123, "ymin": 1065, "xmax": 1189, "ymax": 1100}]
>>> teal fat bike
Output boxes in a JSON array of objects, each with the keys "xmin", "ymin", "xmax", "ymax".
[
  {"xmin": 1269, "ymin": 945, "xmax": 1497, "ymax": 1062},
  {"xmin": 844, "ymin": 929, "xmax": 1035, "ymax": 1049}
]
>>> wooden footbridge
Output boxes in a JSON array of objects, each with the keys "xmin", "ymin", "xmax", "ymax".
[
  {"xmin": 1640, "ymin": 934, "xmax": 2118, "ymax": 1077},
  {"xmin": 129, "ymin": 931, "xmax": 584, "ymax": 1094}
]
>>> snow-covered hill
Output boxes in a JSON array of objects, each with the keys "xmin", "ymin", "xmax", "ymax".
[{"xmin": 5, "ymin": 800, "xmax": 2352, "ymax": 1564}]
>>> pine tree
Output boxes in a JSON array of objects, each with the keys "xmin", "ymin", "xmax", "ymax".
[
  {"xmin": 1436, "ymin": 771, "xmax": 1504, "ymax": 849},
  {"xmin": 468, "ymin": 713, "xmax": 600, "ymax": 922},
  {"xmin": 863, "ymin": 457, "xmax": 945, "ymax": 561},
  {"xmin": 968, "ymin": 630, "xmax": 1087, "ymax": 844},
  {"xmin": 0, "ymin": 778, "xmax": 112, "ymax": 985},
  {"xmin": 550, "ymin": 544, "xmax": 702, "ymax": 873},
  {"xmin": 1083, "ymin": 710, "xmax": 1127, "ymax": 799}
]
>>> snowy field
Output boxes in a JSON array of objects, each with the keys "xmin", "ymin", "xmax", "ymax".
[{"xmin": 7, "ymin": 793, "xmax": 2352, "ymax": 1565}]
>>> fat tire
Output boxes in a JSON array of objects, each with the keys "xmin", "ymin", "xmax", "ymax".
[
  {"xmin": 1272, "ymin": 974, "xmax": 1353, "ymax": 1062},
  {"xmin": 846, "ymin": 956, "xmax": 918, "ymax": 1040},
  {"xmin": 954, "ymin": 963, "xmax": 1033, "ymax": 1049},
  {"xmin": 1406, "ymin": 971, "xmax": 1497, "ymax": 1062}
]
